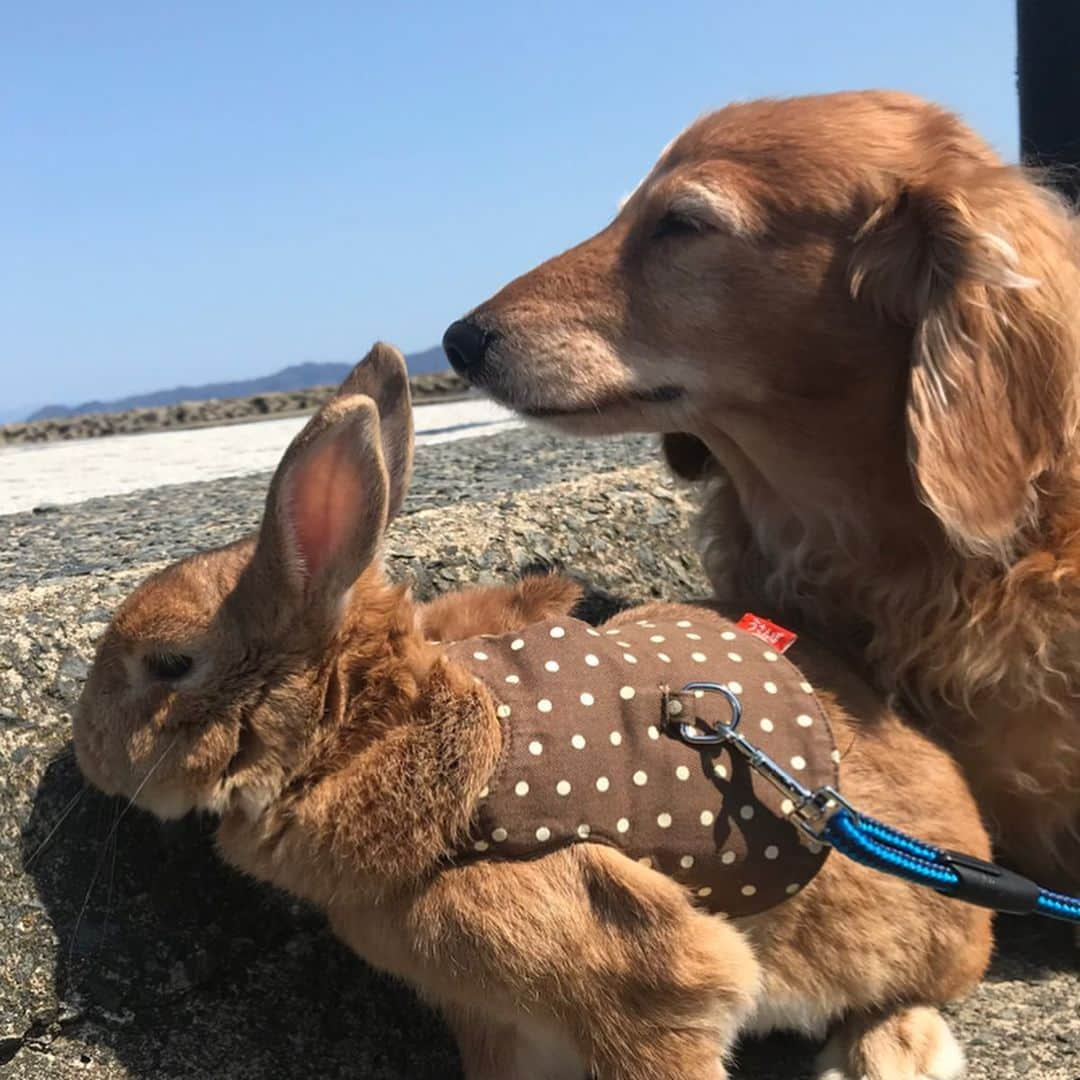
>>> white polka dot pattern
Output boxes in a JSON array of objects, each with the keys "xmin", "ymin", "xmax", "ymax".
[{"xmin": 448, "ymin": 613, "xmax": 835, "ymax": 918}]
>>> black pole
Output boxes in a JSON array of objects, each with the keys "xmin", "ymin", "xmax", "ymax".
[{"xmin": 1017, "ymin": 0, "xmax": 1080, "ymax": 203}]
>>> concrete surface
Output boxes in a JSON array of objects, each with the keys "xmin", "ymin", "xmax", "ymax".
[
  {"xmin": 0, "ymin": 397, "xmax": 519, "ymax": 514},
  {"xmin": 1, "ymin": 425, "xmax": 1076, "ymax": 1079}
]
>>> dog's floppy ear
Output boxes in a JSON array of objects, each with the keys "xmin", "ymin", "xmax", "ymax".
[
  {"xmin": 661, "ymin": 433, "xmax": 717, "ymax": 482},
  {"xmin": 850, "ymin": 168, "xmax": 1079, "ymax": 558}
]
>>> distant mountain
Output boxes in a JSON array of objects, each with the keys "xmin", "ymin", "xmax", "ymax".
[{"xmin": 26, "ymin": 346, "xmax": 448, "ymax": 422}]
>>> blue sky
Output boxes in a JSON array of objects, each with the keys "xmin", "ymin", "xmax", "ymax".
[{"xmin": 3, "ymin": 1, "xmax": 1018, "ymax": 416}]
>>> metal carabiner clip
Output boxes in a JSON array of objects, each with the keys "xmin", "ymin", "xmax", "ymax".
[
  {"xmin": 674, "ymin": 682, "xmax": 742, "ymax": 745},
  {"xmin": 671, "ymin": 680, "xmax": 847, "ymax": 842}
]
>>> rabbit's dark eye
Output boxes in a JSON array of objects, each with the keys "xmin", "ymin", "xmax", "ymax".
[{"xmin": 145, "ymin": 652, "xmax": 193, "ymax": 680}]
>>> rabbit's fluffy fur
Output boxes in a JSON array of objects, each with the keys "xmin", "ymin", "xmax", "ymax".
[{"xmin": 75, "ymin": 345, "xmax": 991, "ymax": 1079}]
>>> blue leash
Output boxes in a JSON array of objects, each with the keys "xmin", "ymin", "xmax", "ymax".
[
  {"xmin": 674, "ymin": 682, "xmax": 1080, "ymax": 924},
  {"xmin": 823, "ymin": 805, "xmax": 1080, "ymax": 923}
]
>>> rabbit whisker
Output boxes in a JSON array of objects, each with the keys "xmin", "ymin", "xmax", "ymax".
[
  {"xmin": 68, "ymin": 737, "xmax": 177, "ymax": 972},
  {"xmin": 24, "ymin": 783, "xmax": 88, "ymax": 868},
  {"xmin": 99, "ymin": 806, "xmax": 121, "ymax": 953}
]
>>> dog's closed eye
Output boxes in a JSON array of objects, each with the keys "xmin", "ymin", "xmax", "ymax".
[
  {"xmin": 658, "ymin": 183, "xmax": 755, "ymax": 239},
  {"xmin": 652, "ymin": 210, "xmax": 711, "ymax": 241}
]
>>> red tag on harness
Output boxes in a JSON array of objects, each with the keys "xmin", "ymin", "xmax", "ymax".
[{"xmin": 737, "ymin": 613, "xmax": 798, "ymax": 653}]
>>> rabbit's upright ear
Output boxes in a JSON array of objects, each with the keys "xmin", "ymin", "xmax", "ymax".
[
  {"xmin": 335, "ymin": 342, "xmax": 414, "ymax": 522},
  {"xmin": 252, "ymin": 394, "xmax": 389, "ymax": 622}
]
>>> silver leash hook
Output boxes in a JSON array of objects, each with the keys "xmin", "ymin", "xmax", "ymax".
[{"xmin": 674, "ymin": 681, "xmax": 742, "ymax": 745}]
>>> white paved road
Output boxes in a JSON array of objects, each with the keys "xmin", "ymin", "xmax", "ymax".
[{"xmin": 0, "ymin": 397, "xmax": 521, "ymax": 515}]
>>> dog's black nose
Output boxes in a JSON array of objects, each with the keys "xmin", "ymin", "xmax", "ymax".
[{"xmin": 442, "ymin": 319, "xmax": 489, "ymax": 377}]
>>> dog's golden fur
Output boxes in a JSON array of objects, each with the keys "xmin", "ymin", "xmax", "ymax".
[
  {"xmin": 456, "ymin": 91, "xmax": 1080, "ymax": 887},
  {"xmin": 74, "ymin": 345, "xmax": 991, "ymax": 1079}
]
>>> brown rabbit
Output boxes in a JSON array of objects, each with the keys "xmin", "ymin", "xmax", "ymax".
[{"xmin": 74, "ymin": 344, "xmax": 992, "ymax": 1079}]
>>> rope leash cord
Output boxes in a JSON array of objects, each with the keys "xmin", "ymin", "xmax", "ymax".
[
  {"xmin": 673, "ymin": 682, "xmax": 1080, "ymax": 925},
  {"xmin": 823, "ymin": 808, "xmax": 1080, "ymax": 923}
]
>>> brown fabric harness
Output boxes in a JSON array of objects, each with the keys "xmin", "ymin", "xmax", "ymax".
[{"xmin": 446, "ymin": 612, "xmax": 837, "ymax": 916}]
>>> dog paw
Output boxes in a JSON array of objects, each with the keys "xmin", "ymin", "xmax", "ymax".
[{"xmin": 814, "ymin": 1006, "xmax": 965, "ymax": 1080}]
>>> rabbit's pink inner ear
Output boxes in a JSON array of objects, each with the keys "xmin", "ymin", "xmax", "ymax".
[{"xmin": 286, "ymin": 428, "xmax": 369, "ymax": 585}]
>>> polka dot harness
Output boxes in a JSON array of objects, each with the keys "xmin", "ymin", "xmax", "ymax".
[{"xmin": 446, "ymin": 613, "xmax": 838, "ymax": 916}]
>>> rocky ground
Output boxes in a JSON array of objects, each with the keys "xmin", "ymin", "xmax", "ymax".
[
  {"xmin": 1, "ymin": 427, "xmax": 1077, "ymax": 1078},
  {"xmin": 0, "ymin": 371, "xmax": 467, "ymax": 445}
]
